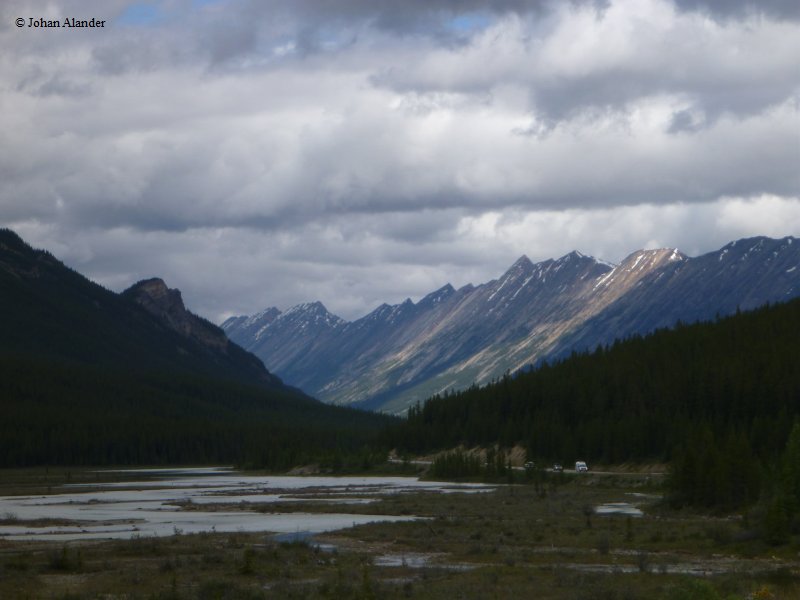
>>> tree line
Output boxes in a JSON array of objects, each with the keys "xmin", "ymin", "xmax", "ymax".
[
  {"xmin": 383, "ymin": 298, "xmax": 800, "ymax": 514},
  {"xmin": 0, "ymin": 354, "xmax": 394, "ymax": 470}
]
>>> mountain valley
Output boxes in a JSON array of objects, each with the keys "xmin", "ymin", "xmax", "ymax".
[
  {"xmin": 0, "ymin": 228, "xmax": 391, "ymax": 467},
  {"xmin": 224, "ymin": 236, "xmax": 800, "ymax": 413}
]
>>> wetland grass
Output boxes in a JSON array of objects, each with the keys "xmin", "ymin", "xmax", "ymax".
[{"xmin": 1, "ymin": 468, "xmax": 799, "ymax": 598}]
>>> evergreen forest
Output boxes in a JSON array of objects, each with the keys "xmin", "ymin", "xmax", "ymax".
[
  {"xmin": 0, "ymin": 228, "xmax": 393, "ymax": 470},
  {"xmin": 0, "ymin": 354, "xmax": 393, "ymax": 469},
  {"xmin": 384, "ymin": 298, "xmax": 800, "ymax": 511}
]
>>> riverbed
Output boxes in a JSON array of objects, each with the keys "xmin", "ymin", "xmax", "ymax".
[{"xmin": 0, "ymin": 467, "xmax": 494, "ymax": 541}]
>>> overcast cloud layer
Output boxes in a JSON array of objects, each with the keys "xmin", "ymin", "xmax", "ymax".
[{"xmin": 1, "ymin": 0, "xmax": 798, "ymax": 321}]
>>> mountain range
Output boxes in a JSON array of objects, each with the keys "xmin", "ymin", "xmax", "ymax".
[
  {"xmin": 0, "ymin": 228, "xmax": 390, "ymax": 467},
  {"xmin": 223, "ymin": 236, "xmax": 799, "ymax": 414},
  {"xmin": 0, "ymin": 228, "xmax": 281, "ymax": 389}
]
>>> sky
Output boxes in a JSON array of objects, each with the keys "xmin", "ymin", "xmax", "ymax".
[{"xmin": 1, "ymin": 0, "xmax": 798, "ymax": 322}]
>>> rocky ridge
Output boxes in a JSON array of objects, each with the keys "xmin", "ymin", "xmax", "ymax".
[
  {"xmin": 223, "ymin": 236, "xmax": 800, "ymax": 413},
  {"xmin": 124, "ymin": 278, "xmax": 230, "ymax": 352},
  {"xmin": 0, "ymin": 228, "xmax": 282, "ymax": 389}
]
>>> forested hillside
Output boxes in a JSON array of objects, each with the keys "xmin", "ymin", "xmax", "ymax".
[
  {"xmin": 386, "ymin": 298, "xmax": 800, "ymax": 467},
  {"xmin": 0, "ymin": 229, "xmax": 393, "ymax": 468},
  {"xmin": 0, "ymin": 229, "xmax": 278, "ymax": 387},
  {"xmin": 0, "ymin": 355, "xmax": 391, "ymax": 468}
]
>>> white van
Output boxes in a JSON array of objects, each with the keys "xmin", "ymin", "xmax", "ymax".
[{"xmin": 575, "ymin": 461, "xmax": 588, "ymax": 472}]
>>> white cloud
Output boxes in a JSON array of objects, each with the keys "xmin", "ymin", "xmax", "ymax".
[
  {"xmin": 0, "ymin": 0, "xmax": 798, "ymax": 323},
  {"xmin": 11, "ymin": 195, "xmax": 799, "ymax": 323},
  {"xmin": 716, "ymin": 195, "xmax": 800, "ymax": 237}
]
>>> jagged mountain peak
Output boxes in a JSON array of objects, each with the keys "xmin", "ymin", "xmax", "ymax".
[
  {"xmin": 220, "ymin": 315, "xmax": 242, "ymax": 329},
  {"xmin": 0, "ymin": 228, "xmax": 288, "ymax": 393},
  {"xmin": 222, "ymin": 234, "xmax": 800, "ymax": 414},
  {"xmin": 668, "ymin": 248, "xmax": 685, "ymax": 262},
  {"xmin": 346, "ymin": 287, "xmax": 456, "ymax": 329},
  {"xmin": 221, "ymin": 307, "xmax": 283, "ymax": 344},
  {"xmin": 547, "ymin": 250, "xmax": 614, "ymax": 275},
  {"xmin": 124, "ymin": 277, "xmax": 186, "ymax": 316},
  {"xmin": 494, "ymin": 255, "xmax": 535, "ymax": 289},
  {"xmin": 361, "ymin": 297, "xmax": 417, "ymax": 323},
  {"xmin": 123, "ymin": 277, "xmax": 229, "ymax": 351},
  {"xmin": 369, "ymin": 303, "xmax": 393, "ymax": 317},
  {"xmin": 511, "ymin": 254, "xmax": 533, "ymax": 267},
  {"xmin": 126, "ymin": 277, "xmax": 178, "ymax": 302},
  {"xmin": 502, "ymin": 252, "xmax": 613, "ymax": 285},
  {"xmin": 505, "ymin": 255, "xmax": 534, "ymax": 275},
  {"xmin": 345, "ymin": 303, "xmax": 389, "ymax": 329},
  {"xmin": 617, "ymin": 247, "xmax": 686, "ymax": 271},
  {"xmin": 283, "ymin": 300, "xmax": 327, "ymax": 315},
  {"xmin": 483, "ymin": 252, "xmax": 607, "ymax": 309},
  {"xmin": 714, "ymin": 236, "xmax": 799, "ymax": 270},
  {"xmin": 246, "ymin": 306, "xmax": 281, "ymax": 326},
  {"xmin": 279, "ymin": 301, "xmax": 344, "ymax": 328},
  {"xmin": 418, "ymin": 283, "xmax": 455, "ymax": 307},
  {"xmin": 382, "ymin": 299, "xmax": 415, "ymax": 323},
  {"xmin": 721, "ymin": 235, "xmax": 797, "ymax": 257},
  {"xmin": 555, "ymin": 250, "xmax": 616, "ymax": 269},
  {"xmin": 723, "ymin": 235, "xmax": 796, "ymax": 248},
  {"xmin": 557, "ymin": 250, "xmax": 588, "ymax": 262},
  {"xmin": 591, "ymin": 247, "xmax": 686, "ymax": 291}
]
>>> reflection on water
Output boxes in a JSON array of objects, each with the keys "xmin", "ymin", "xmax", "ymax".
[
  {"xmin": 373, "ymin": 552, "xmax": 476, "ymax": 571},
  {"xmin": 0, "ymin": 468, "xmax": 494, "ymax": 542},
  {"xmin": 594, "ymin": 502, "xmax": 644, "ymax": 517}
]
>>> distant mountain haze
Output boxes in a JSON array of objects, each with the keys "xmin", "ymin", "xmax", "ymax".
[{"xmin": 223, "ymin": 236, "xmax": 800, "ymax": 414}]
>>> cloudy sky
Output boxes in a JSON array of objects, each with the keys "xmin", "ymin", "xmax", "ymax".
[{"xmin": 1, "ymin": 0, "xmax": 798, "ymax": 322}]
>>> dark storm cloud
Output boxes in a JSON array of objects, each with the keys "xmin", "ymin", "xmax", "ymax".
[
  {"xmin": 673, "ymin": 0, "xmax": 800, "ymax": 19},
  {"xmin": 1, "ymin": 0, "xmax": 798, "ymax": 321},
  {"xmin": 178, "ymin": 0, "xmax": 607, "ymax": 67},
  {"xmin": 369, "ymin": 3, "xmax": 800, "ymax": 126},
  {"xmin": 249, "ymin": 0, "xmax": 550, "ymax": 31},
  {"xmin": 667, "ymin": 109, "xmax": 702, "ymax": 134},
  {"xmin": 529, "ymin": 70, "xmax": 797, "ymax": 128}
]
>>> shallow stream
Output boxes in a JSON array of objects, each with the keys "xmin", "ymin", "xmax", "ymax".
[{"xmin": 0, "ymin": 467, "xmax": 494, "ymax": 542}]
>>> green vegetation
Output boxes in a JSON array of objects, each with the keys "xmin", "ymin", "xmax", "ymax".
[
  {"xmin": 430, "ymin": 449, "xmax": 484, "ymax": 479},
  {"xmin": 385, "ymin": 298, "xmax": 800, "ymax": 515},
  {"xmin": 668, "ymin": 429, "xmax": 762, "ymax": 510},
  {"xmin": 2, "ymin": 469, "xmax": 799, "ymax": 599},
  {"xmin": 0, "ymin": 228, "xmax": 395, "ymax": 470},
  {"xmin": 0, "ymin": 354, "xmax": 394, "ymax": 469},
  {"xmin": 0, "ymin": 229, "xmax": 272, "ymax": 387}
]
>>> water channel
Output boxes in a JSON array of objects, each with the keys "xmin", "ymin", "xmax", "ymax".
[{"xmin": 0, "ymin": 467, "xmax": 494, "ymax": 542}]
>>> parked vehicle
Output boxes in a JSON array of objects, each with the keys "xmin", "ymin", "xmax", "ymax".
[
  {"xmin": 575, "ymin": 461, "xmax": 588, "ymax": 472},
  {"xmin": 524, "ymin": 461, "xmax": 535, "ymax": 470},
  {"xmin": 552, "ymin": 463, "xmax": 563, "ymax": 472}
]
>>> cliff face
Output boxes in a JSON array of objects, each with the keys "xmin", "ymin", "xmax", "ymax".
[
  {"xmin": 0, "ymin": 228, "xmax": 284, "ymax": 390},
  {"xmin": 124, "ymin": 278, "xmax": 229, "ymax": 352}
]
